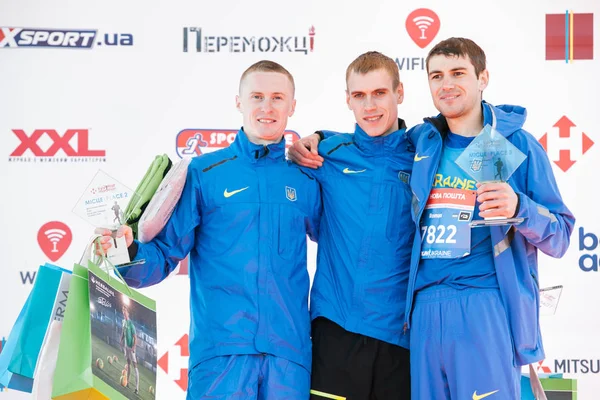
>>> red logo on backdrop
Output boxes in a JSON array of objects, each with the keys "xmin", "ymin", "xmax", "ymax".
[
  {"xmin": 158, "ymin": 334, "xmax": 189, "ymax": 391},
  {"xmin": 405, "ymin": 9, "xmax": 440, "ymax": 48},
  {"xmin": 37, "ymin": 221, "xmax": 72, "ymax": 262},
  {"xmin": 175, "ymin": 129, "xmax": 300, "ymax": 159},
  {"xmin": 537, "ymin": 360, "xmax": 552, "ymax": 373},
  {"xmin": 8, "ymin": 129, "xmax": 106, "ymax": 163},
  {"xmin": 10, "ymin": 129, "xmax": 105, "ymax": 157},
  {"xmin": 546, "ymin": 12, "xmax": 593, "ymax": 61},
  {"xmin": 538, "ymin": 116, "xmax": 594, "ymax": 172}
]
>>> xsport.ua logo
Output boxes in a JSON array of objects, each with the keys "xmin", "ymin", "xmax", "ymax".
[
  {"xmin": 175, "ymin": 129, "xmax": 300, "ymax": 158},
  {"xmin": 0, "ymin": 27, "xmax": 133, "ymax": 48}
]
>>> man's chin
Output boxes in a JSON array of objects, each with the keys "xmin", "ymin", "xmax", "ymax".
[
  {"xmin": 358, "ymin": 122, "xmax": 389, "ymax": 137},
  {"xmin": 255, "ymin": 131, "xmax": 284, "ymax": 142},
  {"xmin": 437, "ymin": 105, "xmax": 463, "ymax": 119},
  {"xmin": 363, "ymin": 127, "xmax": 387, "ymax": 137}
]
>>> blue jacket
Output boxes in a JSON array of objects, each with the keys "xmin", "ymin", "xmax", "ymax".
[
  {"xmin": 118, "ymin": 129, "xmax": 322, "ymax": 372},
  {"xmin": 405, "ymin": 102, "xmax": 575, "ymax": 365},
  {"xmin": 307, "ymin": 120, "xmax": 414, "ymax": 348}
]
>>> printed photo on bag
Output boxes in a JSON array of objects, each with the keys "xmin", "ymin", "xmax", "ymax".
[{"xmin": 88, "ymin": 271, "xmax": 157, "ymax": 399}]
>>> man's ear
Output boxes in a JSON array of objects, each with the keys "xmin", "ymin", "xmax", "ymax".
[
  {"xmin": 396, "ymin": 82, "xmax": 404, "ymax": 105},
  {"xmin": 478, "ymin": 69, "xmax": 489, "ymax": 92},
  {"xmin": 236, "ymin": 95, "xmax": 242, "ymax": 113},
  {"xmin": 346, "ymin": 90, "xmax": 352, "ymax": 110}
]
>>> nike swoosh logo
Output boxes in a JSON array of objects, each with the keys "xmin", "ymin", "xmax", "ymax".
[
  {"xmin": 414, "ymin": 153, "xmax": 429, "ymax": 162},
  {"xmin": 472, "ymin": 390, "xmax": 499, "ymax": 400},
  {"xmin": 223, "ymin": 187, "xmax": 249, "ymax": 198},
  {"xmin": 309, "ymin": 389, "xmax": 346, "ymax": 400},
  {"xmin": 343, "ymin": 168, "xmax": 366, "ymax": 174}
]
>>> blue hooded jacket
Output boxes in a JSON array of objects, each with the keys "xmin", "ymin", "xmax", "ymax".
[
  {"xmin": 405, "ymin": 102, "xmax": 575, "ymax": 365},
  {"xmin": 307, "ymin": 120, "xmax": 414, "ymax": 348},
  {"xmin": 118, "ymin": 129, "xmax": 322, "ymax": 372}
]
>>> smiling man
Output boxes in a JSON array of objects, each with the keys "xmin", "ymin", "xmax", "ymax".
[
  {"xmin": 96, "ymin": 60, "xmax": 321, "ymax": 399},
  {"xmin": 405, "ymin": 37, "xmax": 575, "ymax": 400},
  {"xmin": 292, "ymin": 51, "xmax": 414, "ymax": 400}
]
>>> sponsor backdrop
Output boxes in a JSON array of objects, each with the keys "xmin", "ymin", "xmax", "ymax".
[{"xmin": 0, "ymin": 0, "xmax": 598, "ymax": 398}]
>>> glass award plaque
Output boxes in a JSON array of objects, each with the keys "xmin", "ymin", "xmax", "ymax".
[
  {"xmin": 73, "ymin": 170, "xmax": 139, "ymax": 266},
  {"xmin": 455, "ymin": 124, "xmax": 527, "ymax": 227}
]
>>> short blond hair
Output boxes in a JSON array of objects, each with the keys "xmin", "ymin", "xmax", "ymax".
[
  {"xmin": 239, "ymin": 60, "xmax": 295, "ymax": 94},
  {"xmin": 346, "ymin": 51, "xmax": 400, "ymax": 90}
]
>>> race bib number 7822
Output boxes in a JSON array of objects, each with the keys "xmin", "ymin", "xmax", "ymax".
[{"xmin": 420, "ymin": 188, "xmax": 476, "ymax": 259}]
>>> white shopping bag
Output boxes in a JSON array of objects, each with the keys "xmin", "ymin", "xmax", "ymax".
[{"xmin": 31, "ymin": 320, "xmax": 63, "ymax": 399}]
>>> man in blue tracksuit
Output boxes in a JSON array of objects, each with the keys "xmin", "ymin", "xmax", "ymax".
[
  {"xmin": 291, "ymin": 52, "xmax": 414, "ymax": 399},
  {"xmin": 97, "ymin": 61, "xmax": 321, "ymax": 399},
  {"xmin": 405, "ymin": 38, "xmax": 575, "ymax": 399}
]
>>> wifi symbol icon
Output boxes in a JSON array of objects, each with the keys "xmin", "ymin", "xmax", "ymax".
[
  {"xmin": 406, "ymin": 8, "xmax": 441, "ymax": 49},
  {"xmin": 45, "ymin": 228, "xmax": 67, "ymax": 252},
  {"xmin": 37, "ymin": 221, "xmax": 73, "ymax": 262}
]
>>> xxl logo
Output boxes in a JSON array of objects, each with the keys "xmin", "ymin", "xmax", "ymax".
[
  {"xmin": 397, "ymin": 8, "xmax": 440, "ymax": 71},
  {"xmin": 175, "ymin": 129, "xmax": 300, "ymax": 159},
  {"xmin": 183, "ymin": 26, "xmax": 315, "ymax": 54},
  {"xmin": 538, "ymin": 116, "xmax": 594, "ymax": 172},
  {"xmin": 0, "ymin": 27, "xmax": 133, "ymax": 48},
  {"xmin": 158, "ymin": 334, "xmax": 189, "ymax": 391},
  {"xmin": 38, "ymin": 221, "xmax": 72, "ymax": 262},
  {"xmin": 8, "ymin": 129, "xmax": 106, "ymax": 162},
  {"xmin": 546, "ymin": 12, "xmax": 593, "ymax": 62},
  {"xmin": 579, "ymin": 227, "xmax": 600, "ymax": 272}
]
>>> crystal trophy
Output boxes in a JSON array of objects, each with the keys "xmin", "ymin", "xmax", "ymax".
[
  {"xmin": 72, "ymin": 170, "xmax": 141, "ymax": 266},
  {"xmin": 455, "ymin": 124, "xmax": 527, "ymax": 227}
]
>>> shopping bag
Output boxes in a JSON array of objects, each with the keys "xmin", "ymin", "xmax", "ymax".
[
  {"xmin": 31, "ymin": 319, "xmax": 63, "ymax": 399},
  {"xmin": 521, "ymin": 364, "xmax": 577, "ymax": 400},
  {"xmin": 0, "ymin": 263, "xmax": 71, "ymax": 393},
  {"xmin": 124, "ymin": 154, "xmax": 172, "ymax": 239},
  {"xmin": 52, "ymin": 252, "xmax": 157, "ymax": 400},
  {"xmin": 9, "ymin": 263, "xmax": 71, "ymax": 378},
  {"xmin": 0, "ymin": 292, "xmax": 34, "ymax": 392}
]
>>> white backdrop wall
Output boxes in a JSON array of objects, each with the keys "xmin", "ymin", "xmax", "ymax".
[{"xmin": 1, "ymin": 0, "xmax": 598, "ymax": 398}]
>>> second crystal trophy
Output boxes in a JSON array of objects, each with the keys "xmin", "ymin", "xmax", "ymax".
[{"xmin": 73, "ymin": 170, "xmax": 142, "ymax": 265}]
